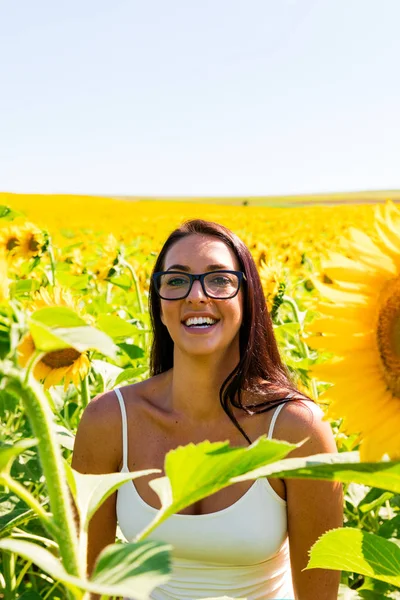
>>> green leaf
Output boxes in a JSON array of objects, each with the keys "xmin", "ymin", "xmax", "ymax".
[
  {"xmin": 73, "ymin": 468, "xmax": 160, "ymax": 530},
  {"xmin": 31, "ymin": 307, "xmax": 87, "ymax": 328},
  {"xmin": 0, "ymin": 439, "xmax": 37, "ymax": 473},
  {"xmin": 307, "ymin": 527, "xmax": 400, "ymax": 587},
  {"xmin": 29, "ymin": 316, "xmax": 119, "ymax": 359},
  {"xmin": 0, "ymin": 538, "xmax": 171, "ymax": 599},
  {"xmin": 96, "ymin": 314, "xmax": 139, "ymax": 339},
  {"xmin": 91, "ymin": 540, "xmax": 172, "ymax": 599},
  {"xmin": 92, "ymin": 358, "xmax": 123, "ymax": 389},
  {"xmin": 56, "ymin": 271, "xmax": 90, "ymax": 290},
  {"xmin": 10, "ymin": 279, "xmax": 41, "ymax": 297},
  {"xmin": 0, "ymin": 506, "xmax": 38, "ymax": 539},
  {"xmin": 118, "ymin": 342, "xmax": 145, "ymax": 359},
  {"xmin": 138, "ymin": 436, "xmax": 297, "ymax": 539},
  {"xmin": 114, "ymin": 366, "xmax": 148, "ymax": 387},
  {"xmin": 0, "ymin": 205, "xmax": 23, "ymax": 220},
  {"xmin": 0, "ymin": 538, "xmax": 82, "ymax": 594},
  {"xmin": 231, "ymin": 451, "xmax": 400, "ymax": 494},
  {"xmin": 55, "ymin": 423, "xmax": 75, "ymax": 451},
  {"xmin": 108, "ymin": 273, "xmax": 132, "ymax": 290},
  {"xmin": 29, "ymin": 319, "xmax": 70, "ymax": 352}
]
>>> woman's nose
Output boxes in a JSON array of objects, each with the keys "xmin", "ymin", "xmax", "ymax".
[{"xmin": 187, "ymin": 279, "xmax": 208, "ymax": 301}]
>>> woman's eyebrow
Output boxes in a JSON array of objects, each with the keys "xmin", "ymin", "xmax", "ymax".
[{"xmin": 166, "ymin": 263, "xmax": 229, "ymax": 271}]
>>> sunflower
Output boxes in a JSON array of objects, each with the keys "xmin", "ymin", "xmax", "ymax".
[
  {"xmin": 17, "ymin": 286, "xmax": 91, "ymax": 390},
  {"xmin": 91, "ymin": 233, "xmax": 120, "ymax": 280},
  {"xmin": 0, "ymin": 224, "xmax": 21, "ymax": 254},
  {"xmin": 17, "ymin": 222, "xmax": 46, "ymax": 259},
  {"xmin": 306, "ymin": 200, "xmax": 400, "ymax": 460},
  {"xmin": 259, "ymin": 258, "xmax": 287, "ymax": 313}
]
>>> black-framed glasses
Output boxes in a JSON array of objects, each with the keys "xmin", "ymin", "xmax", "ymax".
[{"xmin": 152, "ymin": 270, "xmax": 246, "ymax": 300}]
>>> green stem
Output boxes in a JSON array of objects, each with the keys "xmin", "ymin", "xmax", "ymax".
[
  {"xmin": 122, "ymin": 260, "xmax": 144, "ymax": 313},
  {"xmin": 281, "ymin": 295, "xmax": 318, "ymax": 400},
  {"xmin": 80, "ymin": 375, "xmax": 90, "ymax": 408},
  {"xmin": 1, "ymin": 550, "xmax": 16, "ymax": 600},
  {"xmin": 48, "ymin": 240, "xmax": 57, "ymax": 287},
  {"xmin": 24, "ymin": 350, "xmax": 45, "ymax": 385},
  {"xmin": 0, "ymin": 474, "xmax": 58, "ymax": 539},
  {"xmin": 105, "ymin": 282, "xmax": 113, "ymax": 304},
  {"xmin": 2, "ymin": 367, "xmax": 82, "ymax": 580},
  {"xmin": 15, "ymin": 559, "xmax": 32, "ymax": 589}
]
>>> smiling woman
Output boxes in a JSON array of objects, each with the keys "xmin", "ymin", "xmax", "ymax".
[{"xmin": 72, "ymin": 219, "xmax": 342, "ymax": 600}]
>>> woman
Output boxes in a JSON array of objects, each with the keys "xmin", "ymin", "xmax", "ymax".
[{"xmin": 72, "ymin": 219, "xmax": 343, "ymax": 600}]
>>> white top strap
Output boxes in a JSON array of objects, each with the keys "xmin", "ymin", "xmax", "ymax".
[
  {"xmin": 267, "ymin": 403, "xmax": 286, "ymax": 439},
  {"xmin": 114, "ymin": 388, "xmax": 128, "ymax": 470}
]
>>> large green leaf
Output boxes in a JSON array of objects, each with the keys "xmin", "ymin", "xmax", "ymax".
[
  {"xmin": 29, "ymin": 318, "xmax": 118, "ymax": 359},
  {"xmin": 31, "ymin": 307, "xmax": 87, "ymax": 328},
  {"xmin": 307, "ymin": 528, "xmax": 400, "ymax": 587},
  {"xmin": 0, "ymin": 537, "xmax": 171, "ymax": 599},
  {"xmin": 91, "ymin": 540, "xmax": 172, "ymax": 598},
  {"xmin": 231, "ymin": 451, "xmax": 400, "ymax": 493},
  {"xmin": 73, "ymin": 468, "xmax": 160, "ymax": 530},
  {"xmin": 137, "ymin": 436, "xmax": 297, "ymax": 540},
  {"xmin": 96, "ymin": 314, "xmax": 139, "ymax": 339},
  {"xmin": 0, "ymin": 439, "xmax": 37, "ymax": 473}
]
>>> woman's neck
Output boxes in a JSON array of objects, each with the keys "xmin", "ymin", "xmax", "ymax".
[{"xmin": 167, "ymin": 348, "xmax": 240, "ymax": 422}]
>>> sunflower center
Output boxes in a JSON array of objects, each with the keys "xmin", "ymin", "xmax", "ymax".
[
  {"xmin": 377, "ymin": 277, "xmax": 400, "ymax": 398},
  {"xmin": 7, "ymin": 237, "xmax": 19, "ymax": 251},
  {"xmin": 42, "ymin": 347, "xmax": 82, "ymax": 368},
  {"xmin": 28, "ymin": 236, "xmax": 41, "ymax": 253}
]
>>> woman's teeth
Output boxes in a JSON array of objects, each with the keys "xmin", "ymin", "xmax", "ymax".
[{"xmin": 184, "ymin": 317, "xmax": 218, "ymax": 327}]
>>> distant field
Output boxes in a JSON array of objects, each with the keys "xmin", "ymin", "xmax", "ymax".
[{"xmin": 115, "ymin": 189, "xmax": 400, "ymax": 207}]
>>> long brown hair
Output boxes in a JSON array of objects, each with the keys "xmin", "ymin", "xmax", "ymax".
[{"xmin": 148, "ymin": 219, "xmax": 310, "ymax": 443}]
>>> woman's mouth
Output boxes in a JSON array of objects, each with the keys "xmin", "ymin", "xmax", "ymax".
[{"xmin": 181, "ymin": 316, "xmax": 220, "ymax": 332}]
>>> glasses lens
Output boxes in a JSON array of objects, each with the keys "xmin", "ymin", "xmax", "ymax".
[
  {"xmin": 156, "ymin": 273, "xmax": 191, "ymax": 299},
  {"xmin": 204, "ymin": 272, "xmax": 239, "ymax": 298}
]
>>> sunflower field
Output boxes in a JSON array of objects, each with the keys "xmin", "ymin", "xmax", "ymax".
[{"xmin": 1, "ymin": 193, "xmax": 400, "ymax": 600}]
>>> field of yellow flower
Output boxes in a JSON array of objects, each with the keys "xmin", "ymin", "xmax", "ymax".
[{"xmin": 2, "ymin": 192, "xmax": 400, "ymax": 599}]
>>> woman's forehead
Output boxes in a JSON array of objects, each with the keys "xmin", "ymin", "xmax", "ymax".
[{"xmin": 164, "ymin": 234, "xmax": 240, "ymax": 270}]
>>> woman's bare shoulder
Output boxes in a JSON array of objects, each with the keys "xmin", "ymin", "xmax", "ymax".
[
  {"xmin": 72, "ymin": 380, "xmax": 152, "ymax": 473},
  {"xmin": 273, "ymin": 399, "xmax": 337, "ymax": 456}
]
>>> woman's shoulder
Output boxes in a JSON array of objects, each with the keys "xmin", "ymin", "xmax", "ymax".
[
  {"xmin": 82, "ymin": 372, "xmax": 169, "ymax": 424},
  {"xmin": 272, "ymin": 398, "xmax": 337, "ymax": 456}
]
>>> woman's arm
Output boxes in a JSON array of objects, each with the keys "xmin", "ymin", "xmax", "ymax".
[
  {"xmin": 276, "ymin": 401, "xmax": 343, "ymax": 600},
  {"xmin": 71, "ymin": 391, "xmax": 122, "ymax": 578}
]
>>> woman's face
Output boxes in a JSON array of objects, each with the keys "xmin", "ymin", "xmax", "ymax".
[{"xmin": 159, "ymin": 234, "xmax": 244, "ymax": 359}]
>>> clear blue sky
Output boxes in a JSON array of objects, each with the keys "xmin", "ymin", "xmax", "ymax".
[{"xmin": 1, "ymin": 0, "xmax": 400, "ymax": 196}]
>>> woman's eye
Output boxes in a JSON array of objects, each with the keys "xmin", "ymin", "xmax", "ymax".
[
  {"xmin": 211, "ymin": 276, "xmax": 230, "ymax": 286},
  {"xmin": 166, "ymin": 277, "xmax": 186, "ymax": 287}
]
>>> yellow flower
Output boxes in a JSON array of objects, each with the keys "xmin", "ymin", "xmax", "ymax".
[
  {"xmin": 62, "ymin": 247, "xmax": 85, "ymax": 275},
  {"xmin": 17, "ymin": 285, "xmax": 91, "ymax": 390},
  {"xmin": 17, "ymin": 333, "xmax": 90, "ymax": 391},
  {"xmin": 91, "ymin": 234, "xmax": 120, "ymax": 280},
  {"xmin": 259, "ymin": 259, "xmax": 287, "ymax": 313},
  {"xmin": 307, "ymin": 200, "xmax": 400, "ymax": 460},
  {"xmin": 0, "ymin": 224, "xmax": 21, "ymax": 254},
  {"xmin": 17, "ymin": 222, "xmax": 46, "ymax": 258}
]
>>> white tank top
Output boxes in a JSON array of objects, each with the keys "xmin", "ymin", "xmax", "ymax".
[{"xmin": 115, "ymin": 387, "xmax": 294, "ymax": 600}]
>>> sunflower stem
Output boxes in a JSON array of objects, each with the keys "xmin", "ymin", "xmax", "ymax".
[
  {"xmin": 80, "ymin": 375, "xmax": 90, "ymax": 408},
  {"xmin": 47, "ymin": 239, "xmax": 57, "ymax": 287},
  {"xmin": 281, "ymin": 295, "xmax": 319, "ymax": 400},
  {"xmin": 122, "ymin": 259, "xmax": 144, "ymax": 313},
  {"xmin": 24, "ymin": 350, "xmax": 45, "ymax": 385},
  {"xmin": 0, "ymin": 474, "xmax": 59, "ymax": 539},
  {"xmin": 2, "ymin": 366, "xmax": 82, "ymax": 580}
]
